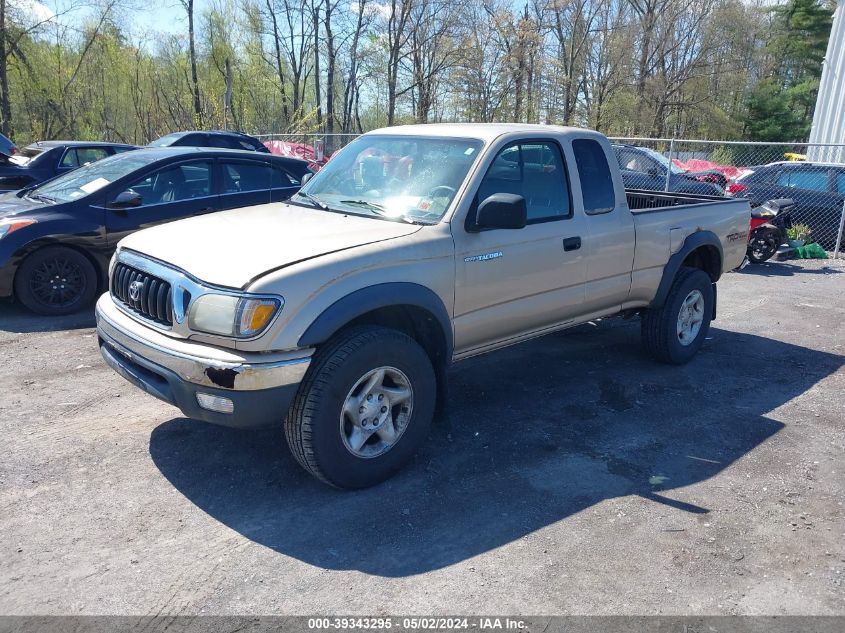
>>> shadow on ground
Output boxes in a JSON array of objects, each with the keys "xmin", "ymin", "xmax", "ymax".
[
  {"xmin": 737, "ymin": 261, "xmax": 842, "ymax": 277},
  {"xmin": 149, "ymin": 321, "xmax": 842, "ymax": 577},
  {"xmin": 0, "ymin": 303, "xmax": 95, "ymax": 333}
]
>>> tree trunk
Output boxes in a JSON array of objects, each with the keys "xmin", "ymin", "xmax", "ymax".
[
  {"xmin": 324, "ymin": 1, "xmax": 335, "ymax": 146},
  {"xmin": 342, "ymin": 0, "xmax": 365, "ymax": 133},
  {"xmin": 0, "ymin": 0, "xmax": 12, "ymax": 137},
  {"xmin": 312, "ymin": 0, "xmax": 322, "ymax": 130},
  {"xmin": 186, "ymin": 0, "xmax": 203, "ymax": 127},
  {"xmin": 266, "ymin": 1, "xmax": 290, "ymax": 124}
]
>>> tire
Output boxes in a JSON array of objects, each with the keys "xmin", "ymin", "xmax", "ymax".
[
  {"xmin": 14, "ymin": 246, "xmax": 99, "ymax": 316},
  {"xmin": 641, "ymin": 267, "xmax": 714, "ymax": 365},
  {"xmin": 747, "ymin": 232, "xmax": 778, "ymax": 263},
  {"xmin": 284, "ymin": 325, "xmax": 436, "ymax": 489}
]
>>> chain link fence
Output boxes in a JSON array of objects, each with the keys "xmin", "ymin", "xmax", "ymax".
[
  {"xmin": 608, "ymin": 137, "xmax": 845, "ymax": 256},
  {"xmin": 255, "ymin": 131, "xmax": 845, "ymax": 257}
]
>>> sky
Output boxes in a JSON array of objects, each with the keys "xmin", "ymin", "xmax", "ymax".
[{"xmin": 33, "ymin": 0, "xmax": 197, "ymax": 36}]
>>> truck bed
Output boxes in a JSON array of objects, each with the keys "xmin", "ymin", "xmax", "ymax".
[
  {"xmin": 626, "ymin": 188, "xmax": 729, "ymax": 212},
  {"xmin": 624, "ymin": 189, "xmax": 751, "ymax": 309}
]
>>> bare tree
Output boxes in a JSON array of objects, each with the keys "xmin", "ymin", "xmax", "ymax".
[
  {"xmin": 404, "ymin": 0, "xmax": 461, "ymax": 123},
  {"xmin": 341, "ymin": 0, "xmax": 370, "ymax": 133},
  {"xmin": 384, "ymin": 0, "xmax": 414, "ymax": 125},
  {"xmin": 0, "ymin": 0, "xmax": 11, "ymax": 136},
  {"xmin": 260, "ymin": 0, "xmax": 291, "ymax": 123},
  {"xmin": 178, "ymin": 0, "xmax": 204, "ymax": 127}
]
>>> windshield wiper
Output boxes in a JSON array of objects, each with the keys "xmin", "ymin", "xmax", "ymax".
[
  {"xmin": 339, "ymin": 199, "xmax": 418, "ymax": 224},
  {"xmin": 295, "ymin": 190, "xmax": 329, "ymax": 210},
  {"xmin": 25, "ymin": 192, "xmax": 57, "ymax": 204}
]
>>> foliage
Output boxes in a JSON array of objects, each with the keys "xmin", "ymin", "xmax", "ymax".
[
  {"xmin": 0, "ymin": 0, "xmax": 835, "ymax": 145},
  {"xmin": 787, "ymin": 223, "xmax": 813, "ymax": 242},
  {"xmin": 743, "ymin": 0, "xmax": 834, "ymax": 141}
]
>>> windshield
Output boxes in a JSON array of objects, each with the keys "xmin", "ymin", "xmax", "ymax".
[
  {"xmin": 32, "ymin": 152, "xmax": 163, "ymax": 203},
  {"xmin": 640, "ymin": 146, "xmax": 686, "ymax": 174},
  {"xmin": 293, "ymin": 135, "xmax": 484, "ymax": 223}
]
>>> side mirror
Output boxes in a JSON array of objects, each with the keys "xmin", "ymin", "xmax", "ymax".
[
  {"xmin": 647, "ymin": 167, "xmax": 662, "ymax": 177},
  {"xmin": 474, "ymin": 193, "xmax": 527, "ymax": 231},
  {"xmin": 109, "ymin": 190, "xmax": 142, "ymax": 209},
  {"xmin": 301, "ymin": 172, "xmax": 313, "ymax": 185}
]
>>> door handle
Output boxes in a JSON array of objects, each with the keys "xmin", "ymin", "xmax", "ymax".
[{"xmin": 563, "ymin": 236, "xmax": 581, "ymax": 251}]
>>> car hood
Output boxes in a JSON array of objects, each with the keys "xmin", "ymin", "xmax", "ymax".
[
  {"xmin": 120, "ymin": 202, "xmax": 422, "ymax": 289},
  {"xmin": 0, "ymin": 193, "xmax": 47, "ymax": 217}
]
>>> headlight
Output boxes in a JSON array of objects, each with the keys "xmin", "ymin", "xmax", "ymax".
[
  {"xmin": 0, "ymin": 218, "xmax": 36, "ymax": 239},
  {"xmin": 188, "ymin": 294, "xmax": 282, "ymax": 338}
]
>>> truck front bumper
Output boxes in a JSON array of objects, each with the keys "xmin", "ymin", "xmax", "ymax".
[{"xmin": 95, "ymin": 295, "xmax": 312, "ymax": 428}]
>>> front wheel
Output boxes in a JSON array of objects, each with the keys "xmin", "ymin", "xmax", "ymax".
[
  {"xmin": 641, "ymin": 267, "xmax": 714, "ymax": 365},
  {"xmin": 14, "ymin": 246, "xmax": 99, "ymax": 316},
  {"xmin": 284, "ymin": 325, "xmax": 436, "ymax": 489}
]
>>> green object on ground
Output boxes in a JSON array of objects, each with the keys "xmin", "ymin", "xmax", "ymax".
[{"xmin": 795, "ymin": 243, "xmax": 828, "ymax": 259}]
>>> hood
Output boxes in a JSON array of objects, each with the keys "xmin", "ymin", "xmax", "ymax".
[
  {"xmin": 120, "ymin": 202, "xmax": 422, "ymax": 289},
  {"xmin": 0, "ymin": 192, "xmax": 46, "ymax": 218}
]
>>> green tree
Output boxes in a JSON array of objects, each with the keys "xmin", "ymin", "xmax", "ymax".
[{"xmin": 743, "ymin": 0, "xmax": 834, "ymax": 141}]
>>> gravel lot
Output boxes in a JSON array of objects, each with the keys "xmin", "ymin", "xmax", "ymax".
[{"xmin": 1, "ymin": 259, "xmax": 843, "ymax": 616}]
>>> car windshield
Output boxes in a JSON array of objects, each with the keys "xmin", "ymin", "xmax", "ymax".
[
  {"xmin": 639, "ymin": 146, "xmax": 686, "ymax": 174},
  {"xmin": 292, "ymin": 135, "xmax": 484, "ymax": 223},
  {"xmin": 31, "ymin": 152, "xmax": 163, "ymax": 203},
  {"xmin": 148, "ymin": 134, "xmax": 182, "ymax": 147}
]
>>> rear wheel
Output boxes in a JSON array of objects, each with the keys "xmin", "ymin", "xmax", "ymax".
[
  {"xmin": 641, "ymin": 267, "xmax": 713, "ymax": 365},
  {"xmin": 14, "ymin": 246, "xmax": 99, "ymax": 316},
  {"xmin": 284, "ymin": 325, "xmax": 436, "ymax": 489},
  {"xmin": 747, "ymin": 232, "xmax": 778, "ymax": 263}
]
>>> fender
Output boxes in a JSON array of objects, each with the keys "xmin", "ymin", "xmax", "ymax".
[
  {"xmin": 0, "ymin": 223, "xmax": 111, "ymax": 299},
  {"xmin": 298, "ymin": 282, "xmax": 453, "ymax": 359},
  {"xmin": 652, "ymin": 230, "xmax": 723, "ymax": 310}
]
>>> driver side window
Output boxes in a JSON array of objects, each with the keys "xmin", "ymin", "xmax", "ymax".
[
  {"xmin": 121, "ymin": 161, "xmax": 211, "ymax": 207},
  {"xmin": 477, "ymin": 141, "xmax": 571, "ymax": 223}
]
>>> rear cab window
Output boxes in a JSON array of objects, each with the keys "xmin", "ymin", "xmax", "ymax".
[{"xmin": 572, "ymin": 138, "xmax": 616, "ymax": 215}]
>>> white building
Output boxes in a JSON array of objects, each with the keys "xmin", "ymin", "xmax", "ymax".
[{"xmin": 808, "ymin": 0, "xmax": 845, "ymax": 163}]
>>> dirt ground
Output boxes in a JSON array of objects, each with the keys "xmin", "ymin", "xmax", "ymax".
[{"xmin": 0, "ymin": 259, "xmax": 843, "ymax": 616}]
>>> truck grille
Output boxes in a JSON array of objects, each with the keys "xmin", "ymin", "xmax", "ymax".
[{"xmin": 111, "ymin": 262, "xmax": 174, "ymax": 326}]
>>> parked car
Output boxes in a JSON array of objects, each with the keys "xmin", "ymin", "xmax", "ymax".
[
  {"xmin": 96, "ymin": 123, "xmax": 750, "ymax": 489},
  {"xmin": 726, "ymin": 161, "xmax": 845, "ymax": 248},
  {"xmin": 149, "ymin": 130, "xmax": 270, "ymax": 154},
  {"xmin": 0, "ymin": 132, "xmax": 17, "ymax": 159},
  {"xmin": 613, "ymin": 144, "xmax": 725, "ymax": 195},
  {"xmin": 0, "ymin": 141, "xmax": 138, "ymax": 192},
  {"xmin": 0, "ymin": 147, "xmax": 309, "ymax": 315}
]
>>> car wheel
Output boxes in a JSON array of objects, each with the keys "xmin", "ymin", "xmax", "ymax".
[
  {"xmin": 285, "ymin": 325, "xmax": 436, "ymax": 489},
  {"xmin": 641, "ymin": 267, "xmax": 713, "ymax": 365},
  {"xmin": 14, "ymin": 246, "xmax": 99, "ymax": 316},
  {"xmin": 747, "ymin": 234, "xmax": 778, "ymax": 263}
]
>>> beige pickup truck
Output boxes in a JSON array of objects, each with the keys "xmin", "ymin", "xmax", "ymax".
[{"xmin": 96, "ymin": 124, "xmax": 750, "ymax": 488}]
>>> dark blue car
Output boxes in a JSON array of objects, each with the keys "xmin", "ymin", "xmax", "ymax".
[
  {"xmin": 0, "ymin": 147, "xmax": 308, "ymax": 315},
  {"xmin": 0, "ymin": 141, "xmax": 139, "ymax": 192},
  {"xmin": 613, "ymin": 144, "xmax": 725, "ymax": 196}
]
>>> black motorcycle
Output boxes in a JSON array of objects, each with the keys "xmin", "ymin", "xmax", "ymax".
[{"xmin": 747, "ymin": 198, "xmax": 795, "ymax": 264}]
